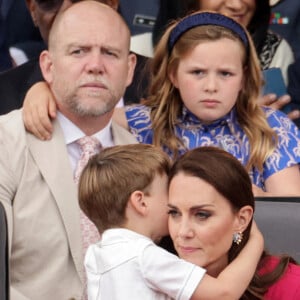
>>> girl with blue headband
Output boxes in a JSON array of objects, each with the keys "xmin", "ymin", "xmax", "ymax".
[
  {"xmin": 22, "ymin": 11, "xmax": 300, "ymax": 197},
  {"xmin": 124, "ymin": 11, "xmax": 300, "ymax": 196},
  {"xmin": 152, "ymin": 0, "xmax": 299, "ymax": 121}
]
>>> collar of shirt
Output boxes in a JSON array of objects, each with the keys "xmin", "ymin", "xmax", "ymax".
[
  {"xmin": 57, "ymin": 111, "xmax": 114, "ymax": 171},
  {"xmin": 179, "ymin": 105, "xmax": 236, "ymax": 131}
]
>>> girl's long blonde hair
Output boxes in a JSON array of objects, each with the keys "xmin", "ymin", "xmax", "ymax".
[{"xmin": 144, "ymin": 14, "xmax": 277, "ymax": 171}]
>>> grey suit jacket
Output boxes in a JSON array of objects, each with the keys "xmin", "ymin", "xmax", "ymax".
[{"xmin": 0, "ymin": 109, "xmax": 138, "ymax": 300}]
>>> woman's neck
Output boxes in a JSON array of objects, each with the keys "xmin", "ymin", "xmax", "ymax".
[{"xmin": 205, "ymin": 256, "xmax": 229, "ymax": 277}]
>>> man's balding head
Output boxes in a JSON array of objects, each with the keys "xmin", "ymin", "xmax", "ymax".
[
  {"xmin": 39, "ymin": 0, "xmax": 136, "ymax": 134},
  {"xmin": 48, "ymin": 1, "xmax": 130, "ymax": 52},
  {"xmin": 26, "ymin": 0, "xmax": 120, "ymax": 44}
]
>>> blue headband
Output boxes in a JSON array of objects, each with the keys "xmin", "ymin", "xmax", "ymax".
[{"xmin": 168, "ymin": 12, "xmax": 249, "ymax": 52}]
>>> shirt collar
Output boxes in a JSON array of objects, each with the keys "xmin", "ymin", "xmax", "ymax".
[
  {"xmin": 179, "ymin": 105, "xmax": 236, "ymax": 129},
  {"xmin": 57, "ymin": 111, "xmax": 113, "ymax": 146}
]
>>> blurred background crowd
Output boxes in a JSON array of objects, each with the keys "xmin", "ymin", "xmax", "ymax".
[{"xmin": 1, "ymin": 0, "xmax": 299, "ymax": 70}]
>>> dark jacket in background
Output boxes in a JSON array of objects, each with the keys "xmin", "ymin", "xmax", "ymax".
[
  {"xmin": 0, "ymin": 0, "xmax": 43, "ymax": 72},
  {"xmin": 270, "ymin": 0, "xmax": 300, "ymax": 59}
]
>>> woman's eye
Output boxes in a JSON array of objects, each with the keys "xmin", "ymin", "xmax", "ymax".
[
  {"xmin": 167, "ymin": 209, "xmax": 180, "ymax": 218},
  {"xmin": 195, "ymin": 211, "xmax": 211, "ymax": 219}
]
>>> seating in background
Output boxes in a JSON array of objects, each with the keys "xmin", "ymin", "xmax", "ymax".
[{"xmin": 254, "ymin": 197, "xmax": 300, "ymax": 262}]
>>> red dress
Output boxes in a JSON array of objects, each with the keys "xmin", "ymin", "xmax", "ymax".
[{"xmin": 259, "ymin": 256, "xmax": 300, "ymax": 300}]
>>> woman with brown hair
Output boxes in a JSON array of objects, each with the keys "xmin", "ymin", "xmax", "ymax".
[{"xmin": 168, "ymin": 146, "xmax": 300, "ymax": 299}]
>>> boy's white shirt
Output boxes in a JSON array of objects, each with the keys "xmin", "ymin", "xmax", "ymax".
[{"xmin": 85, "ymin": 228, "xmax": 206, "ymax": 300}]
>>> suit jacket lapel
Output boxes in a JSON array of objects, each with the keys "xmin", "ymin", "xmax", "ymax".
[
  {"xmin": 27, "ymin": 119, "xmax": 84, "ymax": 282},
  {"xmin": 111, "ymin": 121, "xmax": 138, "ymax": 145}
]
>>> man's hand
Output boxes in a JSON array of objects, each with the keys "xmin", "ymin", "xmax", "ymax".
[{"xmin": 259, "ymin": 93, "xmax": 300, "ymax": 121}]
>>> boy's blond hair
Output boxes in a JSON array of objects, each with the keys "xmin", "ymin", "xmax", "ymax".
[{"xmin": 78, "ymin": 144, "xmax": 171, "ymax": 233}]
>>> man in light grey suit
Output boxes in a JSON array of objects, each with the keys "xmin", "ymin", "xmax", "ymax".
[{"xmin": 0, "ymin": 2, "xmax": 137, "ymax": 299}]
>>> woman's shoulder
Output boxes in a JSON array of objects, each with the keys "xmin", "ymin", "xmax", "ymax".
[{"xmin": 262, "ymin": 256, "xmax": 300, "ymax": 300}]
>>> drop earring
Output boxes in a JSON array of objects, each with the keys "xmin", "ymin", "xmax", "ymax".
[{"xmin": 233, "ymin": 232, "xmax": 243, "ymax": 245}]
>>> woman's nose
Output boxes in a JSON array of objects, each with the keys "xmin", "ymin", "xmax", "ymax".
[
  {"xmin": 178, "ymin": 219, "xmax": 194, "ymax": 238},
  {"xmin": 225, "ymin": 0, "xmax": 244, "ymax": 11}
]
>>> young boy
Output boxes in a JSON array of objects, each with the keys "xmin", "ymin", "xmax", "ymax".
[{"xmin": 78, "ymin": 144, "xmax": 263, "ymax": 300}]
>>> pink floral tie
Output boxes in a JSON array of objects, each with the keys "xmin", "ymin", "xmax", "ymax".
[{"xmin": 74, "ymin": 136, "xmax": 102, "ymax": 300}]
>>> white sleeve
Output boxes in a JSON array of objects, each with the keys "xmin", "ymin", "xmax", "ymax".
[
  {"xmin": 140, "ymin": 243, "xmax": 206, "ymax": 300},
  {"xmin": 85, "ymin": 245, "xmax": 102, "ymax": 300}
]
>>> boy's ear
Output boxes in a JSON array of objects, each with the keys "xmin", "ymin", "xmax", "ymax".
[
  {"xmin": 128, "ymin": 190, "xmax": 148, "ymax": 216},
  {"xmin": 233, "ymin": 205, "xmax": 253, "ymax": 233}
]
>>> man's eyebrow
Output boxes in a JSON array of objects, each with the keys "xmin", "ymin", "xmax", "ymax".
[
  {"xmin": 65, "ymin": 43, "xmax": 123, "ymax": 53},
  {"xmin": 101, "ymin": 45, "xmax": 123, "ymax": 54}
]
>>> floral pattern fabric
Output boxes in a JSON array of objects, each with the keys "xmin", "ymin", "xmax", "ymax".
[{"xmin": 125, "ymin": 104, "xmax": 300, "ymax": 190}]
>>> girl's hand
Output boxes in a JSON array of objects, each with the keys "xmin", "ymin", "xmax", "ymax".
[{"xmin": 22, "ymin": 81, "xmax": 57, "ymax": 140}]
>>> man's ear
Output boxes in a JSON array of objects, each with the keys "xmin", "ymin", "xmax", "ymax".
[
  {"xmin": 128, "ymin": 190, "xmax": 148, "ymax": 216},
  {"xmin": 233, "ymin": 205, "xmax": 253, "ymax": 233},
  {"xmin": 39, "ymin": 50, "xmax": 53, "ymax": 84},
  {"xmin": 125, "ymin": 52, "xmax": 137, "ymax": 87}
]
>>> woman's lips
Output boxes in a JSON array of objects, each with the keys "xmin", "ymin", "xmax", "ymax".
[{"xmin": 177, "ymin": 245, "xmax": 200, "ymax": 254}]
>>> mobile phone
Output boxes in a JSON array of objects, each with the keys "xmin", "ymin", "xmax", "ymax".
[
  {"xmin": 262, "ymin": 67, "xmax": 287, "ymax": 98},
  {"xmin": 262, "ymin": 68, "xmax": 292, "ymax": 113}
]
